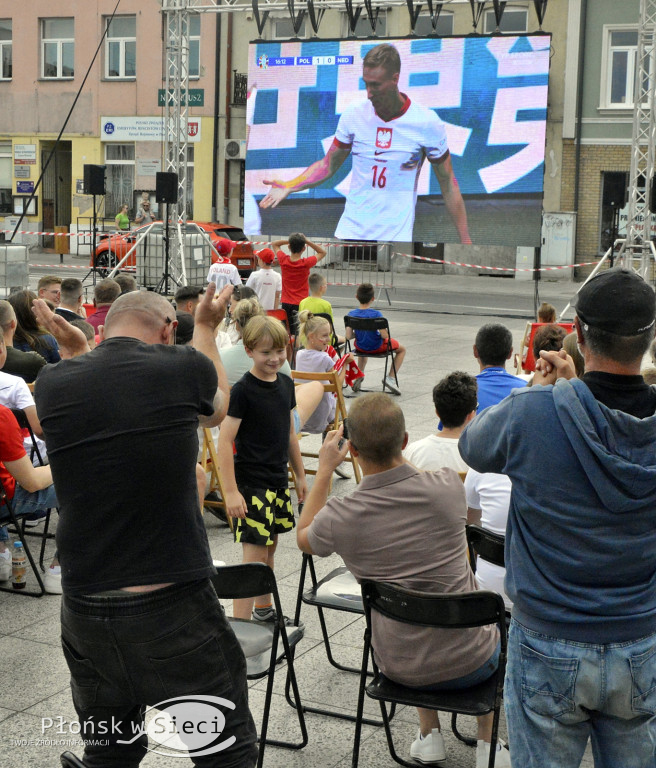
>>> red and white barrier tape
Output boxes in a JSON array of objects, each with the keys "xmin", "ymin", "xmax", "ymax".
[
  {"xmin": 1, "ymin": 229, "xmax": 115, "ymax": 238},
  {"xmin": 395, "ymin": 252, "xmax": 600, "ymax": 273},
  {"xmin": 31, "ymin": 263, "xmax": 136, "ymax": 272}
]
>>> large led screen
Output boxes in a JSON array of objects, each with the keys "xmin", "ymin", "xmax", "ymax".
[{"xmin": 245, "ymin": 35, "xmax": 550, "ymax": 246}]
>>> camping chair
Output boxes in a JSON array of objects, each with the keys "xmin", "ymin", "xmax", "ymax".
[
  {"xmin": 199, "ymin": 428, "xmax": 232, "ymax": 529},
  {"xmin": 9, "ymin": 407, "xmax": 55, "ymax": 571},
  {"xmin": 290, "ymin": 369, "xmax": 361, "ymax": 484},
  {"xmin": 343, "ymin": 315, "xmax": 399, "ymax": 394},
  {"xmin": 210, "ymin": 563, "xmax": 307, "ymax": 767},
  {"xmin": 515, "ymin": 321, "xmax": 575, "ymax": 374},
  {"xmin": 353, "ymin": 580, "xmax": 507, "ymax": 768},
  {"xmin": 0, "ymin": 476, "xmax": 46, "ymax": 597}
]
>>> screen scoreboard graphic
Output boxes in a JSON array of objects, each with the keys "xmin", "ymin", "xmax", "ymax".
[{"xmin": 245, "ymin": 35, "xmax": 551, "ymax": 246}]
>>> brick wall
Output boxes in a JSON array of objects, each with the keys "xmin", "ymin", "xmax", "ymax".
[{"xmin": 562, "ymin": 140, "xmax": 631, "ymax": 277}]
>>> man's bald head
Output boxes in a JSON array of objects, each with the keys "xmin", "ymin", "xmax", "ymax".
[{"xmin": 103, "ymin": 291, "xmax": 176, "ymax": 343}]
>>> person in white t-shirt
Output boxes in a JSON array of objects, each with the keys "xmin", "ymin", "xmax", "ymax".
[
  {"xmin": 0, "ymin": 362, "xmax": 47, "ymax": 464},
  {"xmin": 260, "ymin": 43, "xmax": 471, "ymax": 244},
  {"xmin": 464, "ymin": 468, "xmax": 512, "ymax": 611},
  {"xmin": 245, "ymin": 248, "xmax": 282, "ymax": 310},
  {"xmin": 403, "ymin": 371, "xmax": 476, "ymax": 474},
  {"xmin": 207, "ymin": 239, "xmax": 242, "ymax": 291}
]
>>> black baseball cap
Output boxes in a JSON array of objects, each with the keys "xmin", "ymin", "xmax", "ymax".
[{"xmin": 574, "ymin": 268, "xmax": 656, "ymax": 335}]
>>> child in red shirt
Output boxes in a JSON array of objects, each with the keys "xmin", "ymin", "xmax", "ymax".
[{"xmin": 271, "ymin": 232, "xmax": 326, "ymax": 336}]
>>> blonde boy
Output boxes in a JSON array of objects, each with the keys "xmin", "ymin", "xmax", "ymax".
[{"xmin": 218, "ymin": 315, "xmax": 306, "ymax": 626}]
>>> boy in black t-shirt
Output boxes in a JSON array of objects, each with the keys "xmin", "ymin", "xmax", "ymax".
[{"xmin": 218, "ymin": 315, "xmax": 307, "ymax": 626}]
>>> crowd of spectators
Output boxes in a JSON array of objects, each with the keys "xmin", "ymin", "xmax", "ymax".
[{"xmin": 2, "ymin": 263, "xmax": 655, "ymax": 768}]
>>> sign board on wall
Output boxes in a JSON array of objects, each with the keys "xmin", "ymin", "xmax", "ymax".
[
  {"xmin": 136, "ymin": 158, "xmax": 162, "ymax": 176},
  {"xmin": 158, "ymin": 89, "xmax": 204, "ymax": 107},
  {"xmin": 14, "ymin": 144, "xmax": 36, "ymax": 164},
  {"xmin": 14, "ymin": 166, "xmax": 30, "ymax": 178},
  {"xmin": 101, "ymin": 117, "xmax": 201, "ymax": 142},
  {"xmin": 16, "ymin": 181, "xmax": 35, "ymax": 194}
]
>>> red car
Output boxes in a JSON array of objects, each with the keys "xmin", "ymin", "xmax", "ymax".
[{"xmin": 91, "ymin": 221, "xmax": 256, "ymax": 278}]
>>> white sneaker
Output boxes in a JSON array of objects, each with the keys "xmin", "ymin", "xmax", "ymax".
[
  {"xmin": 0, "ymin": 549, "xmax": 11, "ymax": 581},
  {"xmin": 476, "ymin": 739, "xmax": 510, "ymax": 768},
  {"xmin": 43, "ymin": 566, "xmax": 63, "ymax": 594},
  {"xmin": 409, "ymin": 728, "xmax": 446, "ymax": 764},
  {"xmin": 384, "ymin": 376, "xmax": 401, "ymax": 396}
]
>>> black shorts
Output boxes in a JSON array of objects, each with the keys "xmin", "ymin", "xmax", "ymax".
[{"xmin": 233, "ymin": 486, "xmax": 295, "ymax": 546}]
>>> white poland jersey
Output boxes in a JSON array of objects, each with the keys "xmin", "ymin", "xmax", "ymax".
[
  {"xmin": 334, "ymin": 96, "xmax": 449, "ymax": 243},
  {"xmin": 207, "ymin": 260, "xmax": 241, "ymax": 291}
]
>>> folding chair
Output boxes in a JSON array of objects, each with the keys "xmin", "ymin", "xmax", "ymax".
[
  {"xmin": 199, "ymin": 428, "xmax": 232, "ymax": 529},
  {"xmin": 0, "ymin": 476, "xmax": 46, "ymax": 597},
  {"xmin": 314, "ymin": 312, "xmax": 343, "ymax": 354},
  {"xmin": 353, "ymin": 581, "xmax": 507, "ymax": 768},
  {"xmin": 266, "ymin": 308, "xmax": 296, "ymax": 364},
  {"xmin": 467, "ymin": 524, "xmax": 510, "ymax": 626},
  {"xmin": 466, "ymin": 524, "xmax": 505, "ymax": 570},
  {"xmin": 210, "ymin": 563, "xmax": 307, "ymax": 768},
  {"xmin": 286, "ymin": 553, "xmax": 394, "ymax": 726},
  {"xmin": 10, "ymin": 407, "xmax": 55, "ymax": 570},
  {"xmin": 290, "ymin": 369, "xmax": 361, "ymax": 484},
  {"xmin": 60, "ymin": 753, "xmax": 86, "ymax": 768},
  {"xmin": 343, "ymin": 315, "xmax": 399, "ymax": 394}
]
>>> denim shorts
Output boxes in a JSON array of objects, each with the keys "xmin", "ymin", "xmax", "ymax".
[
  {"xmin": 505, "ymin": 618, "xmax": 656, "ymax": 768},
  {"xmin": 0, "ymin": 483, "xmax": 58, "ymax": 541}
]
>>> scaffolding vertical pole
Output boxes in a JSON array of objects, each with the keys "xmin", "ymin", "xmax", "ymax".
[
  {"xmin": 620, "ymin": 0, "xmax": 656, "ymax": 277},
  {"xmin": 161, "ymin": 0, "xmax": 191, "ymax": 286}
]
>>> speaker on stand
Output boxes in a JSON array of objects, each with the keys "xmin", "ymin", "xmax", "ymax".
[
  {"xmin": 155, "ymin": 172, "xmax": 178, "ymax": 295},
  {"xmin": 83, "ymin": 165, "xmax": 106, "ymax": 285}
]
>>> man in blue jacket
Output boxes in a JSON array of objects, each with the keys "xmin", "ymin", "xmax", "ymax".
[{"xmin": 459, "ymin": 268, "xmax": 656, "ymax": 768}]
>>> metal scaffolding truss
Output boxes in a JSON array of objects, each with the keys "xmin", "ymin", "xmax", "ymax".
[
  {"xmin": 159, "ymin": 0, "xmax": 549, "ymax": 288},
  {"xmin": 619, "ymin": 0, "xmax": 656, "ymax": 276}
]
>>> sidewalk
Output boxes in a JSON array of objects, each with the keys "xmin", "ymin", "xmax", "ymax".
[{"xmin": 0, "ymin": 300, "xmax": 595, "ymax": 768}]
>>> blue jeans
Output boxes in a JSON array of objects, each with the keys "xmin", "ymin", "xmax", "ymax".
[
  {"xmin": 0, "ymin": 483, "xmax": 58, "ymax": 541},
  {"xmin": 505, "ymin": 618, "xmax": 656, "ymax": 768},
  {"xmin": 414, "ymin": 643, "xmax": 501, "ymax": 691},
  {"xmin": 61, "ymin": 579, "xmax": 258, "ymax": 768}
]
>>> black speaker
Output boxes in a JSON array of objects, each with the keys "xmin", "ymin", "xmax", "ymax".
[
  {"xmin": 156, "ymin": 172, "xmax": 178, "ymax": 204},
  {"xmin": 83, "ymin": 164, "xmax": 106, "ymax": 196}
]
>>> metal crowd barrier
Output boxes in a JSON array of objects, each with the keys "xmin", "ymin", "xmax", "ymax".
[{"xmin": 320, "ymin": 240, "xmax": 395, "ymax": 304}]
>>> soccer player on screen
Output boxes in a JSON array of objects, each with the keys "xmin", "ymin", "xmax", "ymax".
[{"xmin": 259, "ymin": 43, "xmax": 471, "ymax": 244}]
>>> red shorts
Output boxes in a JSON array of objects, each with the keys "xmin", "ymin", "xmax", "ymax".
[{"xmin": 355, "ymin": 338, "xmax": 400, "ymax": 355}]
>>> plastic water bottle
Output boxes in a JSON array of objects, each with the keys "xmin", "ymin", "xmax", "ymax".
[{"xmin": 12, "ymin": 541, "xmax": 27, "ymax": 590}]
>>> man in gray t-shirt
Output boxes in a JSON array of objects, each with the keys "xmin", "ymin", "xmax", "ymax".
[{"xmin": 296, "ymin": 393, "xmax": 509, "ymax": 768}]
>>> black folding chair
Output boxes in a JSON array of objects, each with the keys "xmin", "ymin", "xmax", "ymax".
[
  {"xmin": 466, "ymin": 524, "xmax": 505, "ymax": 570},
  {"xmin": 343, "ymin": 315, "xmax": 399, "ymax": 394},
  {"xmin": 285, "ymin": 553, "xmax": 394, "ymax": 726},
  {"xmin": 0, "ymin": 476, "xmax": 45, "ymax": 597},
  {"xmin": 353, "ymin": 581, "xmax": 507, "ymax": 768},
  {"xmin": 10, "ymin": 407, "xmax": 55, "ymax": 570},
  {"xmin": 313, "ymin": 312, "xmax": 343, "ymax": 354},
  {"xmin": 210, "ymin": 563, "xmax": 307, "ymax": 768},
  {"xmin": 60, "ymin": 753, "xmax": 86, "ymax": 768}
]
